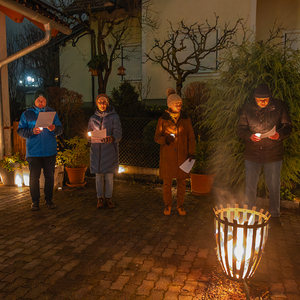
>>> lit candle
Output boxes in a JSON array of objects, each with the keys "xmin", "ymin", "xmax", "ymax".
[
  {"xmin": 255, "ymin": 133, "xmax": 261, "ymax": 138},
  {"xmin": 87, "ymin": 132, "xmax": 92, "ymax": 137}
]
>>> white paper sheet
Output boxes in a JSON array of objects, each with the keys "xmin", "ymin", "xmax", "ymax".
[
  {"xmin": 179, "ymin": 158, "xmax": 195, "ymax": 173},
  {"xmin": 89, "ymin": 129, "xmax": 107, "ymax": 143},
  {"xmin": 256, "ymin": 126, "xmax": 276, "ymax": 139},
  {"xmin": 35, "ymin": 111, "xmax": 56, "ymax": 128}
]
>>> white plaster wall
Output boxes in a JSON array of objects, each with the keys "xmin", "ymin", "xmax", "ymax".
[
  {"xmin": 256, "ymin": 0, "xmax": 300, "ymax": 42},
  {"xmin": 59, "ymin": 34, "xmax": 94, "ymax": 103}
]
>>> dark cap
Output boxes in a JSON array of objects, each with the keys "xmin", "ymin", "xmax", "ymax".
[
  {"xmin": 254, "ymin": 84, "xmax": 271, "ymax": 98},
  {"xmin": 34, "ymin": 89, "xmax": 48, "ymax": 101}
]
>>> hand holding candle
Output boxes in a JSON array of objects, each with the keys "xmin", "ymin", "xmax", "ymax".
[{"xmin": 250, "ymin": 133, "xmax": 261, "ymax": 142}]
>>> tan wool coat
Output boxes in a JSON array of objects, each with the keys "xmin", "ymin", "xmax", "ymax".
[{"xmin": 154, "ymin": 111, "xmax": 196, "ymax": 180}]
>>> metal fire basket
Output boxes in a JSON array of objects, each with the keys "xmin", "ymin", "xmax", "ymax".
[{"xmin": 214, "ymin": 204, "xmax": 270, "ymax": 282}]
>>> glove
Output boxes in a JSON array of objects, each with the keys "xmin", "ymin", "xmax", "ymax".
[
  {"xmin": 189, "ymin": 155, "xmax": 195, "ymax": 162},
  {"xmin": 166, "ymin": 135, "xmax": 175, "ymax": 145},
  {"xmin": 250, "ymin": 134, "xmax": 261, "ymax": 142},
  {"xmin": 102, "ymin": 136, "xmax": 115, "ymax": 143}
]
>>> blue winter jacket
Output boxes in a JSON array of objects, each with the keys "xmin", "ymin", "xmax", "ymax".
[
  {"xmin": 17, "ymin": 106, "xmax": 63, "ymax": 158},
  {"xmin": 88, "ymin": 106, "xmax": 122, "ymax": 174}
]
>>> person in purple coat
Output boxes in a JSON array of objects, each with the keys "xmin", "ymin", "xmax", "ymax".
[{"xmin": 88, "ymin": 94, "xmax": 122, "ymax": 209}]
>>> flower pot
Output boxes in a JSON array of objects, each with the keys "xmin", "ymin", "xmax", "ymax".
[
  {"xmin": 190, "ymin": 173, "xmax": 215, "ymax": 196},
  {"xmin": 0, "ymin": 163, "xmax": 23, "ymax": 186},
  {"xmin": 65, "ymin": 166, "xmax": 87, "ymax": 187}
]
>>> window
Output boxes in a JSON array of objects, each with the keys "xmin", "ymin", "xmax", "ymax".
[
  {"xmin": 121, "ymin": 44, "xmax": 142, "ymax": 81},
  {"xmin": 284, "ymin": 30, "xmax": 300, "ymax": 50}
]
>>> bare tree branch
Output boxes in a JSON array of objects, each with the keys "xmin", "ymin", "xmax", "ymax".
[{"xmin": 146, "ymin": 15, "xmax": 244, "ymax": 95}]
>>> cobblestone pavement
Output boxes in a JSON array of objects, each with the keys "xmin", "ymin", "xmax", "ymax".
[{"xmin": 0, "ymin": 177, "xmax": 300, "ymax": 299}]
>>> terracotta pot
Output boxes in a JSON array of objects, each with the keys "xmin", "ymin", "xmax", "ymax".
[
  {"xmin": 190, "ymin": 173, "xmax": 215, "ymax": 196},
  {"xmin": 65, "ymin": 166, "xmax": 87, "ymax": 187}
]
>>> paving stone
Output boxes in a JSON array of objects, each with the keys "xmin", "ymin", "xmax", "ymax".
[
  {"xmin": 0, "ymin": 178, "xmax": 300, "ymax": 299},
  {"xmin": 110, "ymin": 275, "xmax": 130, "ymax": 290},
  {"xmin": 136, "ymin": 279, "xmax": 155, "ymax": 295}
]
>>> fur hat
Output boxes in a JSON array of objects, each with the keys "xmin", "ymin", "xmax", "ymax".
[
  {"xmin": 34, "ymin": 89, "xmax": 48, "ymax": 101},
  {"xmin": 166, "ymin": 88, "xmax": 182, "ymax": 107},
  {"xmin": 254, "ymin": 84, "xmax": 271, "ymax": 98},
  {"xmin": 96, "ymin": 94, "xmax": 109, "ymax": 104}
]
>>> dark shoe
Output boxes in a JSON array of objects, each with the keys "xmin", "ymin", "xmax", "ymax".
[
  {"xmin": 106, "ymin": 198, "xmax": 115, "ymax": 208},
  {"xmin": 268, "ymin": 217, "xmax": 283, "ymax": 228},
  {"xmin": 31, "ymin": 203, "xmax": 39, "ymax": 211},
  {"xmin": 164, "ymin": 205, "xmax": 171, "ymax": 216},
  {"xmin": 97, "ymin": 197, "xmax": 105, "ymax": 208},
  {"xmin": 46, "ymin": 202, "xmax": 57, "ymax": 209},
  {"xmin": 177, "ymin": 205, "xmax": 186, "ymax": 216}
]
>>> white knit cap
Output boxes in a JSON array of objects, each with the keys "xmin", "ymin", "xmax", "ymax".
[{"xmin": 166, "ymin": 88, "xmax": 182, "ymax": 107}]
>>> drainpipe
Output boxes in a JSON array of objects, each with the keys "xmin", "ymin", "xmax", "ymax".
[{"xmin": 0, "ymin": 23, "xmax": 51, "ymax": 159}]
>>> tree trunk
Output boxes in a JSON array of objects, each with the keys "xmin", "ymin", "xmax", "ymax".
[{"xmin": 176, "ymin": 82, "xmax": 183, "ymax": 96}]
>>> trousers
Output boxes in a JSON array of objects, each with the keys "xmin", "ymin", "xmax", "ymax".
[
  {"xmin": 27, "ymin": 155, "xmax": 56, "ymax": 205},
  {"xmin": 163, "ymin": 178, "xmax": 186, "ymax": 206},
  {"xmin": 245, "ymin": 160, "xmax": 282, "ymax": 217},
  {"xmin": 96, "ymin": 173, "xmax": 114, "ymax": 198}
]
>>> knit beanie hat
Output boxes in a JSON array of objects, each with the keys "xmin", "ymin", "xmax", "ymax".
[
  {"xmin": 96, "ymin": 93, "xmax": 109, "ymax": 104},
  {"xmin": 166, "ymin": 88, "xmax": 182, "ymax": 107},
  {"xmin": 254, "ymin": 84, "xmax": 271, "ymax": 98},
  {"xmin": 34, "ymin": 89, "xmax": 48, "ymax": 101}
]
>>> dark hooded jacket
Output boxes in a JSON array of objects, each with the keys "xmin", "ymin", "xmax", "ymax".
[
  {"xmin": 237, "ymin": 97, "xmax": 292, "ymax": 163},
  {"xmin": 88, "ymin": 105, "xmax": 122, "ymax": 174}
]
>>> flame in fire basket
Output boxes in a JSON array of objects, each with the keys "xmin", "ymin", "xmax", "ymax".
[{"xmin": 214, "ymin": 204, "xmax": 270, "ymax": 281}]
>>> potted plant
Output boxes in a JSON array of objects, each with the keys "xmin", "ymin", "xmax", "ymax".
[
  {"xmin": 57, "ymin": 136, "xmax": 90, "ymax": 186},
  {"xmin": 0, "ymin": 152, "xmax": 27, "ymax": 186},
  {"xmin": 87, "ymin": 54, "xmax": 107, "ymax": 76},
  {"xmin": 190, "ymin": 137, "xmax": 215, "ymax": 195}
]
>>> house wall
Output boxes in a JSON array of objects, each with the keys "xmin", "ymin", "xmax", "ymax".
[
  {"xmin": 143, "ymin": 0, "xmax": 253, "ymax": 103},
  {"xmin": 256, "ymin": 0, "xmax": 300, "ymax": 42},
  {"xmin": 59, "ymin": 0, "xmax": 300, "ymax": 106}
]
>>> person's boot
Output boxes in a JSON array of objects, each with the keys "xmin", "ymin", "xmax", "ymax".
[
  {"xmin": 31, "ymin": 203, "xmax": 39, "ymax": 211},
  {"xmin": 106, "ymin": 198, "xmax": 115, "ymax": 208},
  {"xmin": 177, "ymin": 205, "xmax": 186, "ymax": 216},
  {"xmin": 164, "ymin": 205, "xmax": 171, "ymax": 216},
  {"xmin": 46, "ymin": 202, "xmax": 57, "ymax": 209},
  {"xmin": 97, "ymin": 197, "xmax": 105, "ymax": 208}
]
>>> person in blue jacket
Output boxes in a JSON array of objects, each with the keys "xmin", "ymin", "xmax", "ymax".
[
  {"xmin": 17, "ymin": 89, "xmax": 63, "ymax": 211},
  {"xmin": 88, "ymin": 94, "xmax": 122, "ymax": 209}
]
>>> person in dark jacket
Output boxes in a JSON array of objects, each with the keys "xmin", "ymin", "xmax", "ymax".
[
  {"xmin": 88, "ymin": 94, "xmax": 122, "ymax": 209},
  {"xmin": 155, "ymin": 88, "xmax": 195, "ymax": 216},
  {"xmin": 17, "ymin": 89, "xmax": 63, "ymax": 211},
  {"xmin": 237, "ymin": 83, "xmax": 292, "ymax": 224}
]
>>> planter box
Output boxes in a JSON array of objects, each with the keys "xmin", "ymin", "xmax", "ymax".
[
  {"xmin": 0, "ymin": 163, "xmax": 23, "ymax": 187},
  {"xmin": 22, "ymin": 165, "xmax": 64, "ymax": 189},
  {"xmin": 0, "ymin": 163, "xmax": 23, "ymax": 186}
]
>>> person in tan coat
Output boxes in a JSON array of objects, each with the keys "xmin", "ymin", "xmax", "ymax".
[{"xmin": 155, "ymin": 88, "xmax": 196, "ymax": 216}]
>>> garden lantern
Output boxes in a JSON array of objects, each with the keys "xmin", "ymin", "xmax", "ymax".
[
  {"xmin": 117, "ymin": 65, "xmax": 126, "ymax": 76},
  {"xmin": 214, "ymin": 204, "xmax": 270, "ymax": 299}
]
